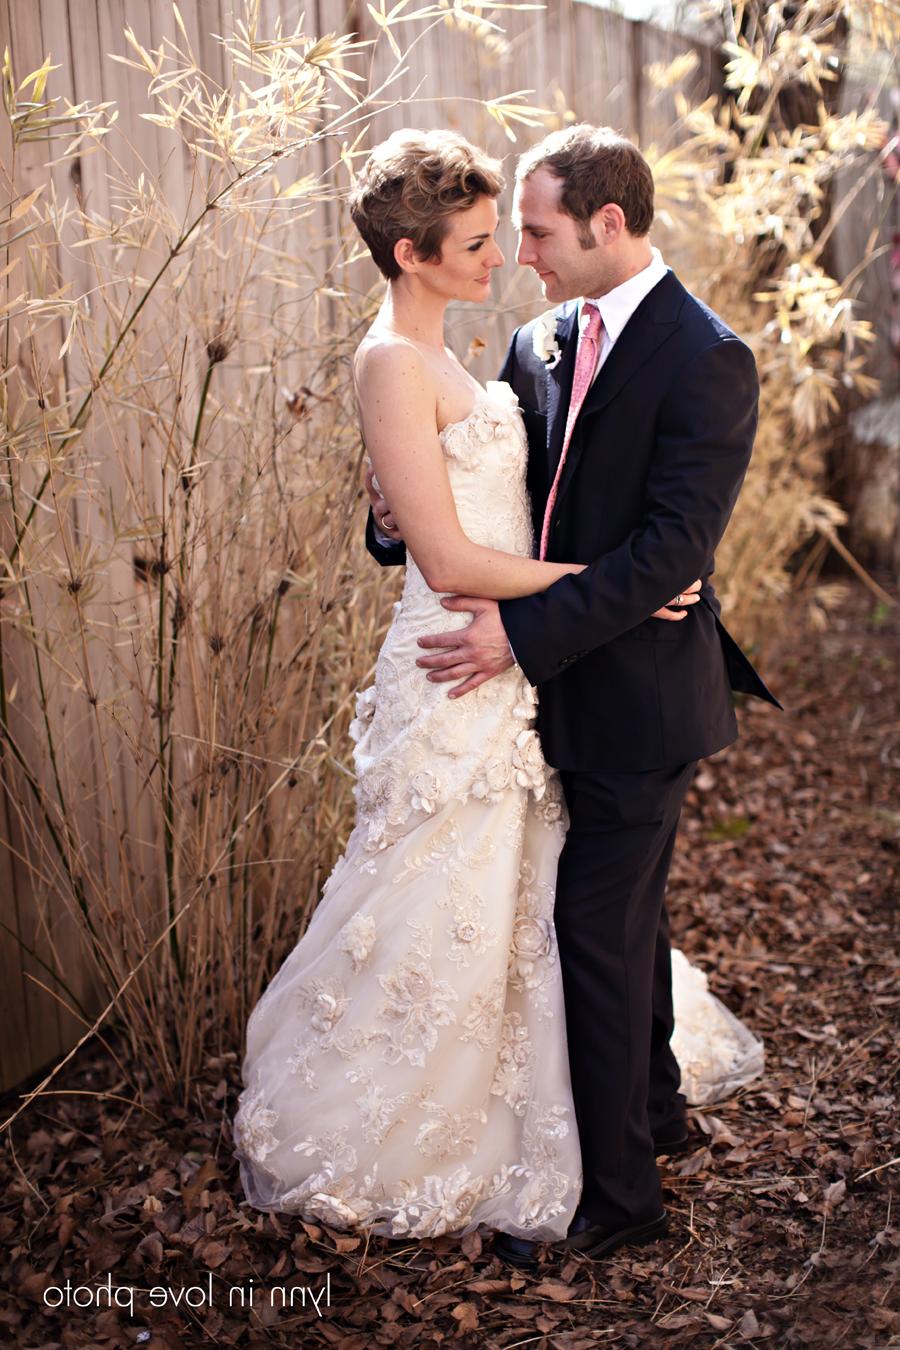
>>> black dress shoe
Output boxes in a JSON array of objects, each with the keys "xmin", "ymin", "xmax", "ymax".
[
  {"xmin": 492, "ymin": 1231, "xmax": 541, "ymax": 1269},
  {"xmin": 556, "ymin": 1210, "xmax": 668, "ymax": 1259}
]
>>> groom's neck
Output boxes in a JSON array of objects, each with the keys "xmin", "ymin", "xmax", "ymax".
[{"xmin": 585, "ymin": 240, "xmax": 654, "ymax": 298}]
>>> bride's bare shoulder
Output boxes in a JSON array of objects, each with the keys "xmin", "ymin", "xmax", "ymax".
[{"xmin": 353, "ymin": 331, "xmax": 433, "ymax": 394}]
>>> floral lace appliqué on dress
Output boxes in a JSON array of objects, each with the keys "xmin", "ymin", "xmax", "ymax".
[{"xmin": 234, "ymin": 381, "xmax": 581, "ymax": 1240}]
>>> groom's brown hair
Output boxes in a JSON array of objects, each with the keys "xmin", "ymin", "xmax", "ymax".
[{"xmin": 516, "ymin": 124, "xmax": 654, "ymax": 247}]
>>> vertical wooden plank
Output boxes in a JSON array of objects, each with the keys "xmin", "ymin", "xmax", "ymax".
[
  {"xmin": 97, "ymin": 0, "xmax": 144, "ymax": 183},
  {"xmin": 1, "ymin": 0, "xmax": 68, "ymax": 1085},
  {"xmin": 70, "ymin": 0, "xmax": 143, "ymax": 1036},
  {"xmin": 125, "ymin": 0, "xmax": 197, "ymax": 936},
  {"xmin": 95, "ymin": 0, "xmax": 157, "ymax": 914},
  {"xmin": 0, "ymin": 809, "xmax": 33, "ymax": 1090},
  {"xmin": 833, "ymin": 67, "xmax": 897, "ymax": 387},
  {"xmin": 100, "ymin": 0, "xmax": 174, "ymax": 881},
  {"xmin": 93, "ymin": 0, "xmax": 163, "ymax": 931},
  {"xmin": 0, "ymin": 0, "xmax": 38, "ymax": 1089},
  {"xmin": 630, "ymin": 18, "xmax": 644, "ymax": 143},
  {"xmin": 194, "ymin": 0, "xmax": 226, "ymax": 92},
  {"xmin": 27, "ymin": 0, "xmax": 102, "ymax": 1058},
  {"xmin": 64, "ymin": 0, "xmax": 145, "ymax": 1032},
  {"xmin": 0, "ymin": 0, "xmax": 35, "ymax": 1092},
  {"xmin": 0, "ymin": 0, "xmax": 13, "ymax": 185},
  {"xmin": 146, "ymin": 0, "xmax": 192, "ymax": 236},
  {"xmin": 640, "ymin": 23, "xmax": 708, "ymax": 149},
  {"xmin": 173, "ymin": 0, "xmax": 217, "ymax": 228}
]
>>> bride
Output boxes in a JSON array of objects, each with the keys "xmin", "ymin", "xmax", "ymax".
[{"xmin": 233, "ymin": 129, "xmax": 763, "ymax": 1253}]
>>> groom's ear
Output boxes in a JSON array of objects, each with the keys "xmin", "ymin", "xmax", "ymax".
[{"xmin": 592, "ymin": 203, "xmax": 627, "ymax": 244}]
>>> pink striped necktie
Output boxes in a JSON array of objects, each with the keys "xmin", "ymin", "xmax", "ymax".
[{"xmin": 539, "ymin": 301, "xmax": 604, "ymax": 561}]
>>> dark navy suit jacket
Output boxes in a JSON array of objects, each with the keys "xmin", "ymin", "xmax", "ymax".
[{"xmin": 366, "ymin": 269, "xmax": 780, "ymax": 771}]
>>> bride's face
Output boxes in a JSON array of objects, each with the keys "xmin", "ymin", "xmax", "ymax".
[{"xmin": 402, "ymin": 194, "xmax": 505, "ymax": 301}]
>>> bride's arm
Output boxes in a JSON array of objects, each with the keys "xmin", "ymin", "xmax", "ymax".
[{"xmin": 355, "ymin": 343, "xmax": 585, "ymax": 600}]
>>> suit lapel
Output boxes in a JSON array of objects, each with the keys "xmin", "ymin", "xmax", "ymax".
[
  {"xmin": 553, "ymin": 271, "xmax": 684, "ymax": 512},
  {"xmin": 545, "ymin": 302, "xmax": 579, "ymax": 482}
]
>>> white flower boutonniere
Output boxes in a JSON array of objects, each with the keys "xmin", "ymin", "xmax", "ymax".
[{"xmin": 532, "ymin": 309, "xmax": 562, "ymax": 369}]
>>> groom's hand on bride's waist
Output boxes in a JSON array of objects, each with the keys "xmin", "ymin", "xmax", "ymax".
[{"xmin": 416, "ymin": 596, "xmax": 515, "ymax": 699}]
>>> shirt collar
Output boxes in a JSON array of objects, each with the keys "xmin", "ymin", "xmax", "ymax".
[{"xmin": 578, "ymin": 246, "xmax": 669, "ymax": 344}]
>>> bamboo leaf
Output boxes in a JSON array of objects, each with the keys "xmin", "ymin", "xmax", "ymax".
[
  {"xmin": 17, "ymin": 55, "xmax": 60, "ymax": 101},
  {"xmin": 58, "ymin": 307, "xmax": 79, "ymax": 361},
  {"xmin": 7, "ymin": 184, "xmax": 44, "ymax": 222},
  {"xmin": 172, "ymin": 2, "xmax": 192, "ymax": 48}
]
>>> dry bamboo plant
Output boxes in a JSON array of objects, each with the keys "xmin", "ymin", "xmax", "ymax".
[
  {"xmin": 647, "ymin": 0, "xmax": 897, "ymax": 640},
  {"xmin": 0, "ymin": 0, "xmax": 894, "ymax": 1115}
]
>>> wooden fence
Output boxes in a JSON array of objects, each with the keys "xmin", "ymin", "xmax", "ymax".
[{"xmin": 0, "ymin": 0, "xmax": 719, "ymax": 1093}]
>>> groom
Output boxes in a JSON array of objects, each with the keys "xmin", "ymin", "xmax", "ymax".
[{"xmin": 366, "ymin": 124, "xmax": 780, "ymax": 1265}]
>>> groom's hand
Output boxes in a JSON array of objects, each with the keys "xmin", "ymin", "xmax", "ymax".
[{"xmin": 416, "ymin": 597, "xmax": 514, "ymax": 698}]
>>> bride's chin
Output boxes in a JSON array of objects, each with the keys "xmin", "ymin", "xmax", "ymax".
[{"xmin": 452, "ymin": 284, "xmax": 490, "ymax": 302}]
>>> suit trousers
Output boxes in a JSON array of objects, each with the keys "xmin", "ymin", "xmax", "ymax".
[{"xmin": 555, "ymin": 759, "xmax": 697, "ymax": 1229}]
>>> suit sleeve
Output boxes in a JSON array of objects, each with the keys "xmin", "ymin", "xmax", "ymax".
[{"xmin": 499, "ymin": 338, "xmax": 759, "ymax": 686}]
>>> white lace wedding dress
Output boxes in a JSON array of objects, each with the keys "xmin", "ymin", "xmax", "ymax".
[{"xmin": 233, "ymin": 379, "xmax": 764, "ymax": 1241}]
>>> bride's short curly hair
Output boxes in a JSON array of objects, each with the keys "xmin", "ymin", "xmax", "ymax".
[{"xmin": 349, "ymin": 129, "xmax": 504, "ymax": 280}]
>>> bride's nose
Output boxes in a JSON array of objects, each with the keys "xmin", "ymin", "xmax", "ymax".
[{"xmin": 490, "ymin": 244, "xmax": 505, "ymax": 268}]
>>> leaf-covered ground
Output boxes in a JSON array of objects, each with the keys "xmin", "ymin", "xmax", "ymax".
[{"xmin": 2, "ymin": 583, "xmax": 897, "ymax": 1349}]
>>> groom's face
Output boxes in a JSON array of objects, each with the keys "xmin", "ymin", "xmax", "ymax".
[{"xmin": 512, "ymin": 167, "xmax": 609, "ymax": 303}]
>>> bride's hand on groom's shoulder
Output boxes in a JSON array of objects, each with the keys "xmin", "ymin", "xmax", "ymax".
[{"xmin": 416, "ymin": 596, "xmax": 514, "ymax": 699}]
